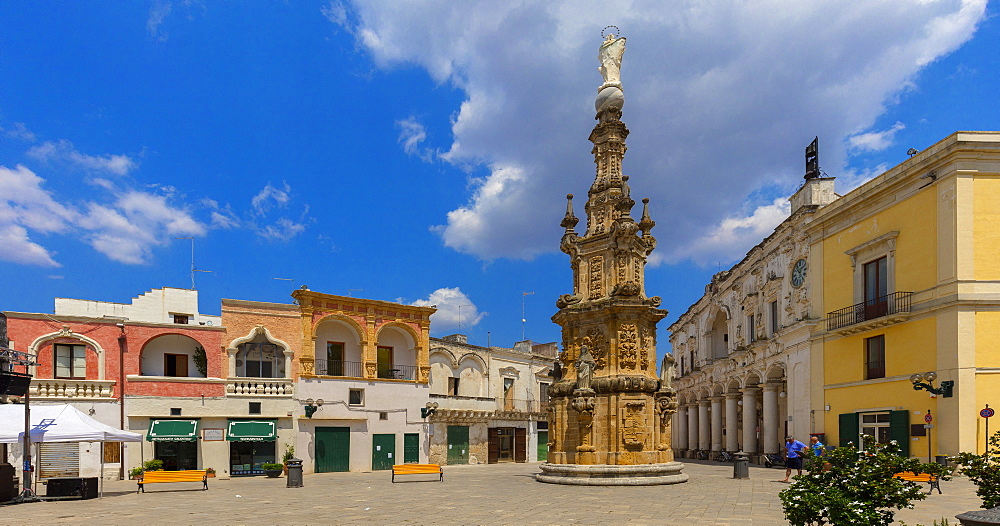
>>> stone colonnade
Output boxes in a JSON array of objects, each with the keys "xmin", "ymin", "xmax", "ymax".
[{"xmin": 672, "ymin": 382, "xmax": 786, "ymax": 459}]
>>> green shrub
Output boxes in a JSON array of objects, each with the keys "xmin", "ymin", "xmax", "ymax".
[
  {"xmin": 261, "ymin": 463, "xmax": 284, "ymax": 471},
  {"xmin": 952, "ymin": 430, "xmax": 1000, "ymax": 509},
  {"xmin": 779, "ymin": 437, "xmax": 931, "ymax": 526},
  {"xmin": 142, "ymin": 459, "xmax": 164, "ymax": 472},
  {"xmin": 282, "ymin": 444, "xmax": 295, "ymax": 463}
]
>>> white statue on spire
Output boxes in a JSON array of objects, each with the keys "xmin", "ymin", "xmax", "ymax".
[{"xmin": 598, "ymin": 32, "xmax": 626, "ymax": 89}]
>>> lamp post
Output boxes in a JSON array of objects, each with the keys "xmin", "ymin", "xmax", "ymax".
[
  {"xmin": 304, "ymin": 399, "xmax": 324, "ymax": 418},
  {"xmin": 910, "ymin": 372, "xmax": 954, "ymax": 397}
]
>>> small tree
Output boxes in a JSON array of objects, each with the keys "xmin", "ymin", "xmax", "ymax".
[
  {"xmin": 952, "ymin": 430, "xmax": 1000, "ymax": 509},
  {"xmin": 780, "ymin": 437, "xmax": 937, "ymax": 526},
  {"xmin": 193, "ymin": 346, "xmax": 208, "ymax": 377}
]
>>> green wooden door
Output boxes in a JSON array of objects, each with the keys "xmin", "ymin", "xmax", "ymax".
[
  {"xmin": 403, "ymin": 433, "xmax": 420, "ymax": 463},
  {"xmin": 537, "ymin": 431, "xmax": 548, "ymax": 462},
  {"xmin": 372, "ymin": 434, "xmax": 395, "ymax": 470},
  {"xmin": 447, "ymin": 425, "xmax": 469, "ymax": 464},
  {"xmin": 315, "ymin": 427, "xmax": 350, "ymax": 473}
]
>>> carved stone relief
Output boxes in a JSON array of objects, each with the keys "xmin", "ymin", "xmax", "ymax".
[
  {"xmin": 618, "ymin": 323, "xmax": 639, "ymax": 368},
  {"xmin": 590, "ymin": 255, "xmax": 604, "ymax": 298}
]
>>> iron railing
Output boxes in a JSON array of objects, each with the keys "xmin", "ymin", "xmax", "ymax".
[
  {"xmin": 378, "ymin": 364, "xmax": 417, "ymax": 380},
  {"xmin": 826, "ymin": 292, "xmax": 913, "ymax": 331},
  {"xmin": 314, "ymin": 359, "xmax": 363, "ymax": 378}
]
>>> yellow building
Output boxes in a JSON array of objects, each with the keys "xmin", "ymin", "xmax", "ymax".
[{"xmin": 808, "ymin": 131, "xmax": 1000, "ymax": 460}]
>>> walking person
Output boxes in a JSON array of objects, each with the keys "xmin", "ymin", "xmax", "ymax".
[
  {"xmin": 809, "ymin": 435, "xmax": 824, "ymax": 457},
  {"xmin": 782, "ymin": 436, "xmax": 807, "ymax": 482}
]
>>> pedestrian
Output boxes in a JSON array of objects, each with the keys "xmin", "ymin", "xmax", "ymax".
[
  {"xmin": 783, "ymin": 436, "xmax": 807, "ymax": 482},
  {"xmin": 809, "ymin": 435, "xmax": 824, "ymax": 457}
]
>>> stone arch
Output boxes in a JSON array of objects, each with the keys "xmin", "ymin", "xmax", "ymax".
[
  {"xmin": 456, "ymin": 354, "xmax": 488, "ymax": 397},
  {"xmin": 227, "ymin": 325, "xmax": 292, "ymax": 379},
  {"xmin": 764, "ymin": 363, "xmax": 786, "ymax": 382},
  {"xmin": 315, "ymin": 314, "xmax": 367, "ymax": 344},
  {"xmin": 705, "ymin": 305, "xmax": 731, "ymax": 361},
  {"xmin": 428, "ymin": 348, "xmax": 457, "ymax": 395},
  {"xmin": 375, "ymin": 321, "xmax": 421, "ymax": 346},
  {"xmin": 743, "ymin": 371, "xmax": 763, "ymax": 389},
  {"xmin": 138, "ymin": 333, "xmax": 207, "ymax": 378},
  {"xmin": 29, "ymin": 326, "xmax": 106, "ymax": 380},
  {"xmin": 428, "ymin": 347, "xmax": 458, "ymax": 368},
  {"xmin": 457, "ymin": 353, "xmax": 487, "ymax": 372}
]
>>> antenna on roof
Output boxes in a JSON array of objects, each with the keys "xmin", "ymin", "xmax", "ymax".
[{"xmin": 174, "ymin": 237, "xmax": 212, "ymax": 290}]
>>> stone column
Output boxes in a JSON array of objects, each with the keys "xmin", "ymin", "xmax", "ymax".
[
  {"xmin": 675, "ymin": 406, "xmax": 689, "ymax": 450},
  {"xmin": 282, "ymin": 349, "xmax": 294, "ymax": 379},
  {"xmin": 725, "ymin": 392, "xmax": 740, "ymax": 452},
  {"xmin": 227, "ymin": 348, "xmax": 238, "ymax": 378},
  {"xmin": 741, "ymin": 387, "xmax": 760, "ymax": 455},
  {"xmin": 761, "ymin": 383, "xmax": 781, "ymax": 455},
  {"xmin": 687, "ymin": 404, "xmax": 699, "ymax": 454},
  {"xmin": 698, "ymin": 400, "xmax": 711, "ymax": 451},
  {"xmin": 710, "ymin": 396, "xmax": 724, "ymax": 452}
]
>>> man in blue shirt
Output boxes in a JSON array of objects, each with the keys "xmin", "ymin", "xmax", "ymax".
[
  {"xmin": 783, "ymin": 436, "xmax": 807, "ymax": 482},
  {"xmin": 810, "ymin": 435, "xmax": 824, "ymax": 457}
]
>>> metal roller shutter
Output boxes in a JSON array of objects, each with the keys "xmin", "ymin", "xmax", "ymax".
[{"xmin": 38, "ymin": 442, "xmax": 80, "ymax": 479}]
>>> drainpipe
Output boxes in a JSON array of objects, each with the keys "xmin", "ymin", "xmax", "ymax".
[{"xmin": 117, "ymin": 323, "xmax": 127, "ymax": 480}]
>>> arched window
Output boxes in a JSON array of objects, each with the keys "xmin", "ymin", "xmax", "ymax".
[{"xmin": 236, "ymin": 337, "xmax": 284, "ymax": 378}]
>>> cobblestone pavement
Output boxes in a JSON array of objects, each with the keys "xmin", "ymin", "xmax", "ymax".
[{"xmin": 0, "ymin": 460, "xmax": 983, "ymax": 525}]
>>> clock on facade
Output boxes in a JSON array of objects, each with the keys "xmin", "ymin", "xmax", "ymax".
[{"xmin": 791, "ymin": 258, "xmax": 807, "ymax": 288}]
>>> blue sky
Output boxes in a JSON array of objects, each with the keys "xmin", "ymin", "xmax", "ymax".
[{"xmin": 1, "ymin": 1, "xmax": 998, "ymax": 353}]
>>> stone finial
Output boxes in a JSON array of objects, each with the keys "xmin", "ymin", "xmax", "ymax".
[
  {"xmin": 638, "ymin": 198, "xmax": 655, "ymax": 233},
  {"xmin": 561, "ymin": 194, "xmax": 579, "ymax": 231}
]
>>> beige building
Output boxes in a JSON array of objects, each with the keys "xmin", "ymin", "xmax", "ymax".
[{"xmin": 427, "ymin": 335, "xmax": 554, "ymax": 464}]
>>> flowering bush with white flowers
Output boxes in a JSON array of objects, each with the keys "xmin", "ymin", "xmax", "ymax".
[
  {"xmin": 779, "ymin": 437, "xmax": 943, "ymax": 526},
  {"xmin": 953, "ymin": 430, "xmax": 1000, "ymax": 509}
]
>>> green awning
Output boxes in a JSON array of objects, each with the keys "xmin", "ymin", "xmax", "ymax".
[
  {"xmin": 226, "ymin": 420, "xmax": 277, "ymax": 442},
  {"xmin": 147, "ymin": 419, "xmax": 199, "ymax": 442}
]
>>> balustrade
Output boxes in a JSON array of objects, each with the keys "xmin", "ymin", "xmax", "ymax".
[{"xmin": 30, "ymin": 379, "xmax": 116, "ymax": 399}]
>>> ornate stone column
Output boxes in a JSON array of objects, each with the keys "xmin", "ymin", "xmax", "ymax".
[
  {"xmin": 675, "ymin": 406, "xmax": 689, "ymax": 450},
  {"xmin": 697, "ymin": 400, "xmax": 710, "ymax": 451},
  {"xmin": 687, "ymin": 404, "xmax": 699, "ymax": 454},
  {"xmin": 227, "ymin": 347, "xmax": 238, "ymax": 378},
  {"xmin": 725, "ymin": 392, "xmax": 740, "ymax": 452},
  {"xmin": 761, "ymin": 383, "xmax": 781, "ymax": 455},
  {"xmin": 710, "ymin": 396, "xmax": 724, "ymax": 453},
  {"xmin": 282, "ymin": 349, "xmax": 294, "ymax": 379},
  {"xmin": 741, "ymin": 387, "xmax": 760, "ymax": 455}
]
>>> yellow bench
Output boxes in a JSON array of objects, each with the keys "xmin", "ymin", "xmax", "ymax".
[
  {"xmin": 893, "ymin": 472, "xmax": 941, "ymax": 494},
  {"xmin": 137, "ymin": 469, "xmax": 208, "ymax": 493},
  {"xmin": 391, "ymin": 464, "xmax": 443, "ymax": 483}
]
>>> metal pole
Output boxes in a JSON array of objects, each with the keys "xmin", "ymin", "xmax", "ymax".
[
  {"xmin": 20, "ymin": 389, "xmax": 32, "ymax": 500},
  {"xmin": 987, "ymin": 404, "xmax": 991, "ymax": 455},
  {"xmin": 927, "ymin": 409, "xmax": 932, "ymax": 463},
  {"xmin": 118, "ymin": 326, "xmax": 127, "ymax": 480}
]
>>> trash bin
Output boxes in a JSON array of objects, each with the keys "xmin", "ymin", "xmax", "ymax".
[
  {"xmin": 733, "ymin": 451, "xmax": 750, "ymax": 479},
  {"xmin": 286, "ymin": 458, "xmax": 303, "ymax": 488},
  {"xmin": 936, "ymin": 455, "xmax": 950, "ymax": 466}
]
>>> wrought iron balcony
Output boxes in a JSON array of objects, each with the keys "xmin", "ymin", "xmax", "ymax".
[
  {"xmin": 313, "ymin": 359, "xmax": 363, "ymax": 378},
  {"xmin": 826, "ymin": 292, "xmax": 913, "ymax": 333},
  {"xmin": 378, "ymin": 363, "xmax": 417, "ymax": 380}
]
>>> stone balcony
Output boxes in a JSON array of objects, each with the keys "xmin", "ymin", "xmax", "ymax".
[
  {"xmin": 226, "ymin": 378, "xmax": 294, "ymax": 397},
  {"xmin": 30, "ymin": 378, "xmax": 116, "ymax": 400}
]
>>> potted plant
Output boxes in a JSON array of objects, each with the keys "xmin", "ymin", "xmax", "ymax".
[
  {"xmin": 262, "ymin": 462, "xmax": 284, "ymax": 478},
  {"xmin": 128, "ymin": 466, "xmax": 144, "ymax": 480},
  {"xmin": 142, "ymin": 459, "xmax": 164, "ymax": 472},
  {"xmin": 282, "ymin": 444, "xmax": 295, "ymax": 475},
  {"xmin": 205, "ymin": 467, "xmax": 216, "ymax": 478}
]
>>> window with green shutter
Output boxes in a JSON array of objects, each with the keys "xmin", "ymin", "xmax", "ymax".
[{"xmin": 839, "ymin": 413, "xmax": 859, "ymax": 447}]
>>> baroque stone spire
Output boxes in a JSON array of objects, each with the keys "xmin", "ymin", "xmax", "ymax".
[{"xmin": 540, "ymin": 31, "xmax": 683, "ymax": 484}]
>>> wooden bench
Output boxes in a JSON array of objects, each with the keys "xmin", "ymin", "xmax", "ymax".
[
  {"xmin": 391, "ymin": 464, "xmax": 443, "ymax": 483},
  {"xmin": 893, "ymin": 472, "xmax": 941, "ymax": 494},
  {"xmin": 137, "ymin": 470, "xmax": 208, "ymax": 493}
]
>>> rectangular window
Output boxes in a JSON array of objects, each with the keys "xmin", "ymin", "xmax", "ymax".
[
  {"xmin": 165, "ymin": 353, "xmax": 189, "ymax": 377},
  {"xmin": 539, "ymin": 383, "xmax": 549, "ymax": 403},
  {"xmin": 173, "ymin": 314, "xmax": 189, "ymax": 324},
  {"xmin": 249, "ymin": 402, "xmax": 262, "ymax": 415},
  {"xmin": 864, "ymin": 257, "xmax": 889, "ymax": 319},
  {"xmin": 865, "ymin": 335, "xmax": 885, "ymax": 380},
  {"xmin": 348, "ymin": 389, "xmax": 364, "ymax": 406},
  {"xmin": 54, "ymin": 344, "xmax": 86, "ymax": 379},
  {"xmin": 746, "ymin": 315, "xmax": 755, "ymax": 343},
  {"xmin": 170, "ymin": 408, "xmax": 182, "ymax": 416},
  {"xmin": 448, "ymin": 377, "xmax": 460, "ymax": 396},
  {"xmin": 379, "ymin": 411, "xmax": 388, "ymax": 420},
  {"xmin": 769, "ymin": 301, "xmax": 779, "ymax": 335},
  {"xmin": 326, "ymin": 342, "xmax": 344, "ymax": 376}
]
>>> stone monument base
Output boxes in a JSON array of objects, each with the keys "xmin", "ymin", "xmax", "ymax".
[{"xmin": 535, "ymin": 462, "xmax": 688, "ymax": 486}]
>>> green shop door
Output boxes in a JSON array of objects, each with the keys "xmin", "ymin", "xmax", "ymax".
[
  {"xmin": 403, "ymin": 433, "xmax": 420, "ymax": 463},
  {"xmin": 447, "ymin": 425, "xmax": 469, "ymax": 465},
  {"xmin": 372, "ymin": 434, "xmax": 395, "ymax": 470},
  {"xmin": 537, "ymin": 431, "xmax": 548, "ymax": 462},
  {"xmin": 315, "ymin": 427, "xmax": 350, "ymax": 473}
]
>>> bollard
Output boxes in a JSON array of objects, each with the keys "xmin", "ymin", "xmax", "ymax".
[
  {"xmin": 733, "ymin": 451, "xmax": 750, "ymax": 479},
  {"xmin": 286, "ymin": 458, "xmax": 303, "ymax": 488}
]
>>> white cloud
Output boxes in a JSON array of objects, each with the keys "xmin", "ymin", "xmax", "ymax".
[
  {"xmin": 257, "ymin": 218, "xmax": 307, "ymax": 241},
  {"xmin": 338, "ymin": 0, "xmax": 987, "ymax": 264},
  {"xmin": 849, "ymin": 122, "xmax": 907, "ymax": 152},
  {"xmin": 0, "ymin": 163, "xmax": 206, "ymax": 266},
  {"xmin": 147, "ymin": 0, "xmax": 172, "ymax": 40},
  {"xmin": 321, "ymin": 1, "xmax": 350, "ymax": 30},
  {"xmin": 664, "ymin": 198, "xmax": 791, "ymax": 267},
  {"xmin": 3, "ymin": 123, "xmax": 36, "ymax": 142},
  {"xmin": 396, "ymin": 117, "xmax": 435, "ymax": 161},
  {"xmin": 251, "ymin": 182, "xmax": 292, "ymax": 215},
  {"xmin": 248, "ymin": 183, "xmax": 310, "ymax": 241},
  {"xmin": 27, "ymin": 140, "xmax": 137, "ymax": 175},
  {"xmin": 410, "ymin": 287, "xmax": 486, "ymax": 333}
]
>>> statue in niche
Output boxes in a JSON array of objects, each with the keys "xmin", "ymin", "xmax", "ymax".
[
  {"xmin": 598, "ymin": 32, "xmax": 626, "ymax": 87},
  {"xmin": 576, "ymin": 344, "xmax": 595, "ymax": 391},
  {"xmin": 660, "ymin": 353, "xmax": 676, "ymax": 390}
]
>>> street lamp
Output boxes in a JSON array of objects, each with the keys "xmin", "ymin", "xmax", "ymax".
[
  {"xmin": 304, "ymin": 398, "xmax": 324, "ymax": 418},
  {"xmin": 421, "ymin": 402, "xmax": 439, "ymax": 419},
  {"xmin": 910, "ymin": 372, "xmax": 954, "ymax": 397}
]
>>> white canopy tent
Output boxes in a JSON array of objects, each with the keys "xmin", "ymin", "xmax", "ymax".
[
  {"xmin": 0, "ymin": 404, "xmax": 141, "ymax": 499},
  {"xmin": 0, "ymin": 404, "xmax": 140, "ymax": 444}
]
